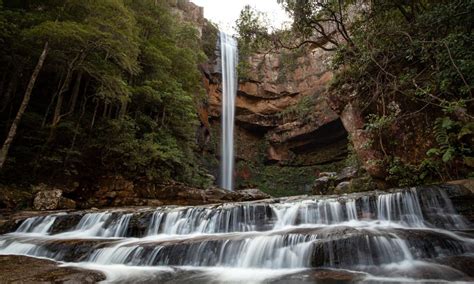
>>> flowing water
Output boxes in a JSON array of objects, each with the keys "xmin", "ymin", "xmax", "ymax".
[
  {"xmin": 220, "ymin": 32, "xmax": 238, "ymax": 191},
  {"xmin": 0, "ymin": 186, "xmax": 473, "ymax": 283}
]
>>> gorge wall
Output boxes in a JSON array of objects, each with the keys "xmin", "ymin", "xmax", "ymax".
[{"xmin": 200, "ymin": 46, "xmax": 349, "ymax": 196}]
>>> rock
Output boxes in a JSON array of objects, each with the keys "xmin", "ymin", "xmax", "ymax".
[
  {"xmin": 336, "ymin": 166, "xmax": 358, "ymax": 182},
  {"xmin": 319, "ymin": 172, "xmax": 337, "ymax": 178},
  {"xmin": 234, "ymin": 188, "xmax": 271, "ymax": 201},
  {"xmin": 58, "ymin": 197, "xmax": 77, "ymax": 210},
  {"xmin": 442, "ymin": 180, "xmax": 474, "ymax": 223},
  {"xmin": 0, "ymin": 255, "xmax": 105, "ymax": 283},
  {"xmin": 334, "ymin": 181, "xmax": 351, "ymax": 193},
  {"xmin": 145, "ymin": 199, "xmax": 164, "ymax": 207},
  {"xmin": 202, "ymin": 45, "xmax": 349, "ymax": 194},
  {"xmin": 0, "ymin": 185, "xmax": 33, "ymax": 210},
  {"xmin": 432, "ymin": 255, "xmax": 474, "ymax": 277},
  {"xmin": 312, "ymin": 176, "xmax": 335, "ymax": 195},
  {"xmin": 277, "ymin": 269, "xmax": 365, "ymax": 283},
  {"xmin": 33, "ymin": 189, "xmax": 77, "ymax": 210},
  {"xmin": 340, "ymin": 103, "xmax": 386, "ymax": 179},
  {"xmin": 333, "ymin": 176, "xmax": 377, "ymax": 194},
  {"xmin": 33, "ymin": 189, "xmax": 63, "ymax": 211}
]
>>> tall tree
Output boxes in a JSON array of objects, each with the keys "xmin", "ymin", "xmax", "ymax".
[{"xmin": 0, "ymin": 42, "xmax": 48, "ymax": 169}]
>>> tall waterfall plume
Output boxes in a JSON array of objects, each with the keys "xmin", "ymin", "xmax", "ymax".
[{"xmin": 220, "ymin": 32, "xmax": 238, "ymax": 191}]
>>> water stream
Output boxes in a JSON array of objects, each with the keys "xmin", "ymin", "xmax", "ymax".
[{"xmin": 0, "ymin": 186, "xmax": 472, "ymax": 283}]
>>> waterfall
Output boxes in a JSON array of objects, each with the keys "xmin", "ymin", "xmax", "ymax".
[
  {"xmin": 1, "ymin": 186, "xmax": 472, "ymax": 283},
  {"xmin": 220, "ymin": 31, "xmax": 238, "ymax": 191}
]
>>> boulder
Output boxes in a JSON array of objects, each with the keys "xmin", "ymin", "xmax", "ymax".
[
  {"xmin": 333, "ymin": 176, "xmax": 377, "ymax": 194},
  {"xmin": 233, "ymin": 188, "xmax": 271, "ymax": 201},
  {"xmin": 33, "ymin": 189, "xmax": 77, "ymax": 211},
  {"xmin": 319, "ymin": 172, "xmax": 337, "ymax": 178},
  {"xmin": 334, "ymin": 181, "xmax": 351, "ymax": 193},
  {"xmin": 33, "ymin": 189, "xmax": 63, "ymax": 211},
  {"xmin": 312, "ymin": 176, "xmax": 335, "ymax": 195},
  {"xmin": 336, "ymin": 166, "xmax": 358, "ymax": 182}
]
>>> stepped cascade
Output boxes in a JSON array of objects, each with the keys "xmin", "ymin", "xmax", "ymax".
[
  {"xmin": 0, "ymin": 186, "xmax": 473, "ymax": 283},
  {"xmin": 219, "ymin": 31, "xmax": 238, "ymax": 191}
]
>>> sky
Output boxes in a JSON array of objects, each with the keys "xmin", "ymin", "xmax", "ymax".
[{"xmin": 190, "ymin": 0, "xmax": 290, "ymax": 34}]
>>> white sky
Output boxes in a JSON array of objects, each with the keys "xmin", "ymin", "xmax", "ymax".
[{"xmin": 190, "ymin": 0, "xmax": 290, "ymax": 34}]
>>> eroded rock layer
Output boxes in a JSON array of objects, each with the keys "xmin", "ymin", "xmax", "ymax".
[{"xmin": 200, "ymin": 47, "xmax": 348, "ymax": 195}]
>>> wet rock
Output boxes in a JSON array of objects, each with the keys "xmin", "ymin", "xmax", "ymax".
[
  {"xmin": 364, "ymin": 261, "xmax": 471, "ymax": 282},
  {"xmin": 0, "ymin": 255, "xmax": 105, "ymax": 283},
  {"xmin": 48, "ymin": 213, "xmax": 84, "ymax": 234},
  {"xmin": 43, "ymin": 239, "xmax": 117, "ymax": 262},
  {"xmin": 271, "ymin": 269, "xmax": 365, "ymax": 283},
  {"xmin": 310, "ymin": 226, "xmax": 471, "ymax": 268},
  {"xmin": 445, "ymin": 180, "xmax": 474, "ymax": 223},
  {"xmin": 431, "ymin": 255, "xmax": 474, "ymax": 277},
  {"xmin": 127, "ymin": 211, "xmax": 154, "ymax": 237}
]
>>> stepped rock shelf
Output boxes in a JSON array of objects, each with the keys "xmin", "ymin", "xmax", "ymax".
[{"xmin": 0, "ymin": 184, "xmax": 473, "ymax": 283}]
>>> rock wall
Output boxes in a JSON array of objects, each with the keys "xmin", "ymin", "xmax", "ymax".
[
  {"xmin": 200, "ymin": 47, "xmax": 349, "ymax": 196},
  {"xmin": 168, "ymin": 0, "xmax": 205, "ymax": 35}
]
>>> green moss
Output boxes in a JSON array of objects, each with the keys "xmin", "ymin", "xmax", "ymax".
[{"xmin": 235, "ymin": 158, "xmax": 346, "ymax": 197}]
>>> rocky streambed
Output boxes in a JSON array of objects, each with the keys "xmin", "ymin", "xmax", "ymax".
[{"xmin": 0, "ymin": 183, "xmax": 473, "ymax": 283}]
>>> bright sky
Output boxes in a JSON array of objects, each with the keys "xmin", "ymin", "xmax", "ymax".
[{"xmin": 190, "ymin": 0, "xmax": 290, "ymax": 34}]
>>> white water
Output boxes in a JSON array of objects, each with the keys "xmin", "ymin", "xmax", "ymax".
[
  {"xmin": 0, "ymin": 187, "xmax": 472, "ymax": 283},
  {"xmin": 220, "ymin": 31, "xmax": 238, "ymax": 191}
]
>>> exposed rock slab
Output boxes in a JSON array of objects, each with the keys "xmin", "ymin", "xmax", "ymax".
[{"xmin": 0, "ymin": 255, "xmax": 105, "ymax": 283}]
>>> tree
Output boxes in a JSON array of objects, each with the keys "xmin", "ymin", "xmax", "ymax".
[
  {"xmin": 0, "ymin": 41, "xmax": 48, "ymax": 169},
  {"xmin": 0, "ymin": 0, "xmax": 210, "ymax": 186}
]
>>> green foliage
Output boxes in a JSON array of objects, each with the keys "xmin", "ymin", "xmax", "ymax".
[
  {"xmin": 235, "ymin": 5, "xmax": 272, "ymax": 79},
  {"xmin": 0, "ymin": 0, "xmax": 208, "ymax": 186},
  {"xmin": 329, "ymin": 0, "xmax": 474, "ymax": 185},
  {"xmin": 386, "ymin": 157, "xmax": 423, "ymax": 187},
  {"xmin": 428, "ymin": 117, "xmax": 473, "ymax": 164},
  {"xmin": 201, "ymin": 20, "xmax": 219, "ymax": 60},
  {"xmin": 277, "ymin": 94, "xmax": 315, "ymax": 123}
]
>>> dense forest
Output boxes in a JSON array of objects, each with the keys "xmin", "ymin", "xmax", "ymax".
[
  {"xmin": 0, "ymin": 0, "xmax": 212, "ymax": 187},
  {"xmin": 236, "ymin": 0, "xmax": 473, "ymax": 187}
]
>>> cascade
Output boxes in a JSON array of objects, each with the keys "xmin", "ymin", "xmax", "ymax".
[
  {"xmin": 219, "ymin": 31, "xmax": 238, "ymax": 191},
  {"xmin": 0, "ymin": 186, "xmax": 473, "ymax": 283}
]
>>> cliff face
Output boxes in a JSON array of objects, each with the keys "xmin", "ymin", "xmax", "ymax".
[
  {"xmin": 200, "ymin": 47, "xmax": 349, "ymax": 196},
  {"xmin": 169, "ymin": 0, "xmax": 205, "ymax": 35}
]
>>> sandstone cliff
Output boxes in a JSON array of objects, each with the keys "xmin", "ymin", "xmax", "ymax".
[{"xmin": 200, "ymin": 46, "xmax": 349, "ymax": 196}]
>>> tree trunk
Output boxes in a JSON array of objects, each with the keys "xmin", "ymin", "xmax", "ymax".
[
  {"xmin": 68, "ymin": 71, "xmax": 83, "ymax": 114},
  {"xmin": 41, "ymin": 74, "xmax": 64, "ymax": 128},
  {"xmin": 0, "ymin": 68, "xmax": 21, "ymax": 113},
  {"xmin": 0, "ymin": 42, "xmax": 48, "ymax": 169},
  {"xmin": 51, "ymin": 68, "xmax": 74, "ymax": 127},
  {"xmin": 0, "ymin": 71, "xmax": 7, "ymax": 98},
  {"xmin": 90, "ymin": 99, "xmax": 99, "ymax": 130}
]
